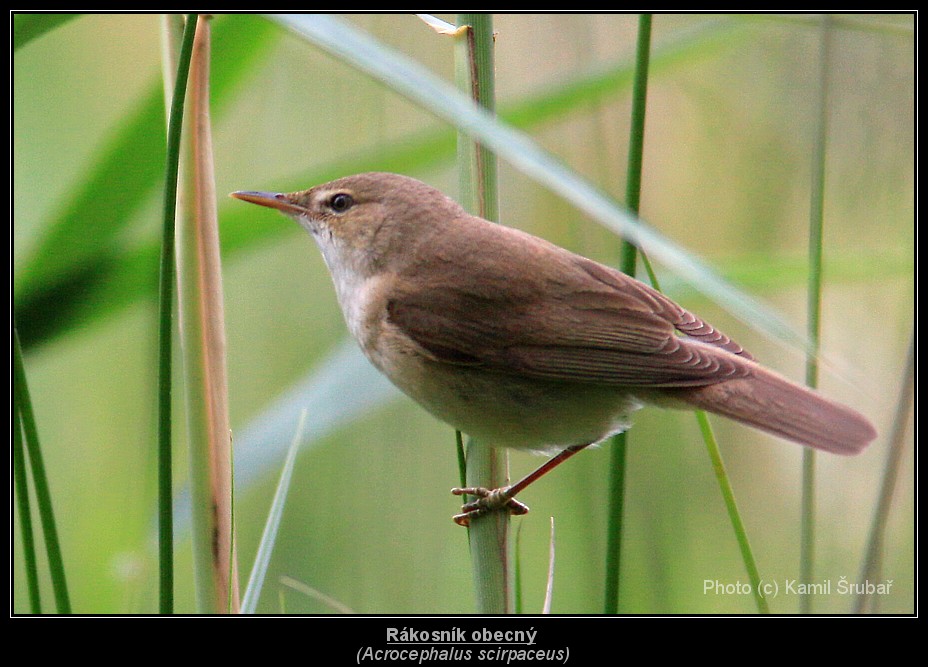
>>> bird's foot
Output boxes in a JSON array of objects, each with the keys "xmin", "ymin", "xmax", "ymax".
[{"xmin": 450, "ymin": 486, "xmax": 530, "ymax": 527}]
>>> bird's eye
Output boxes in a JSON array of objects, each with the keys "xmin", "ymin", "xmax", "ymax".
[{"xmin": 328, "ymin": 193, "xmax": 354, "ymax": 213}]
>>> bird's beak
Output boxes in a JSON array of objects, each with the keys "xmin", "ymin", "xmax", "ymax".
[{"xmin": 230, "ymin": 190, "xmax": 308, "ymax": 216}]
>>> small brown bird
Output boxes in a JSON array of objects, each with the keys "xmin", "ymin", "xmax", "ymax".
[{"xmin": 232, "ymin": 172, "xmax": 876, "ymax": 524}]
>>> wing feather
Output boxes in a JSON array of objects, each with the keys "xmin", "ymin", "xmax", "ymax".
[{"xmin": 386, "ymin": 219, "xmax": 752, "ymax": 387}]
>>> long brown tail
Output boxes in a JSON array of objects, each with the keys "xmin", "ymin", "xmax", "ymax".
[{"xmin": 665, "ymin": 365, "xmax": 876, "ymax": 455}]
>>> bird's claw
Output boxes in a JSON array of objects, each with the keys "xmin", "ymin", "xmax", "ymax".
[{"xmin": 450, "ymin": 486, "xmax": 530, "ymax": 527}]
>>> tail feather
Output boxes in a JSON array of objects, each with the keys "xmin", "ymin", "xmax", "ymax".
[{"xmin": 664, "ymin": 366, "xmax": 876, "ymax": 455}]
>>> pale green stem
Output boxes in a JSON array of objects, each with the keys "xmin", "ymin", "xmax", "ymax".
[
  {"xmin": 855, "ymin": 333, "xmax": 914, "ymax": 613},
  {"xmin": 454, "ymin": 13, "xmax": 510, "ymax": 614},
  {"xmin": 697, "ymin": 413, "xmax": 770, "ymax": 613},
  {"xmin": 801, "ymin": 14, "xmax": 832, "ymax": 614}
]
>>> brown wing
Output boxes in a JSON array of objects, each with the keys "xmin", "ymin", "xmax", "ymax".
[{"xmin": 386, "ymin": 222, "xmax": 753, "ymax": 388}]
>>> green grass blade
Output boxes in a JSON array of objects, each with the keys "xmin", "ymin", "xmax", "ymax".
[
  {"xmin": 800, "ymin": 15, "xmax": 833, "ymax": 614},
  {"xmin": 543, "ymin": 517, "xmax": 556, "ymax": 614},
  {"xmin": 631, "ymin": 265, "xmax": 769, "ymax": 614},
  {"xmin": 13, "ymin": 13, "xmax": 81, "ymax": 51},
  {"xmin": 855, "ymin": 331, "xmax": 914, "ymax": 613},
  {"xmin": 604, "ymin": 18, "xmax": 767, "ymax": 606},
  {"xmin": 513, "ymin": 521, "xmax": 524, "ymax": 614},
  {"xmin": 623, "ymin": 13, "xmax": 652, "ymax": 222},
  {"xmin": 157, "ymin": 13, "xmax": 198, "ymax": 615},
  {"xmin": 606, "ymin": 13, "xmax": 652, "ymax": 615},
  {"xmin": 242, "ymin": 411, "xmax": 307, "ymax": 614},
  {"xmin": 13, "ymin": 325, "xmax": 71, "ymax": 613},
  {"xmin": 278, "ymin": 576, "xmax": 355, "ymax": 614},
  {"xmin": 603, "ymin": 440, "xmax": 626, "ymax": 612},
  {"xmin": 13, "ymin": 405, "xmax": 41, "ymax": 613},
  {"xmin": 697, "ymin": 412, "xmax": 770, "ymax": 613},
  {"xmin": 455, "ymin": 429, "xmax": 467, "ymax": 495}
]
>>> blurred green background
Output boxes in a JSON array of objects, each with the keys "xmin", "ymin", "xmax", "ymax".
[{"xmin": 13, "ymin": 13, "xmax": 913, "ymax": 614}]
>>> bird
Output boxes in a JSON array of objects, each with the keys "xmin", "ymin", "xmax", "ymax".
[{"xmin": 231, "ymin": 172, "xmax": 876, "ymax": 525}]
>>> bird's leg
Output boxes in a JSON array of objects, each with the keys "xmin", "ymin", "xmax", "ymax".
[{"xmin": 450, "ymin": 444, "xmax": 591, "ymax": 526}]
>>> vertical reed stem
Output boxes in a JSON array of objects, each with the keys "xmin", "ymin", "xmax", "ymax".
[
  {"xmin": 855, "ymin": 333, "xmax": 914, "ymax": 613},
  {"xmin": 175, "ymin": 14, "xmax": 240, "ymax": 613},
  {"xmin": 454, "ymin": 13, "xmax": 510, "ymax": 614},
  {"xmin": 156, "ymin": 12, "xmax": 198, "ymax": 615},
  {"xmin": 801, "ymin": 14, "xmax": 832, "ymax": 614},
  {"xmin": 605, "ymin": 12, "xmax": 651, "ymax": 615}
]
